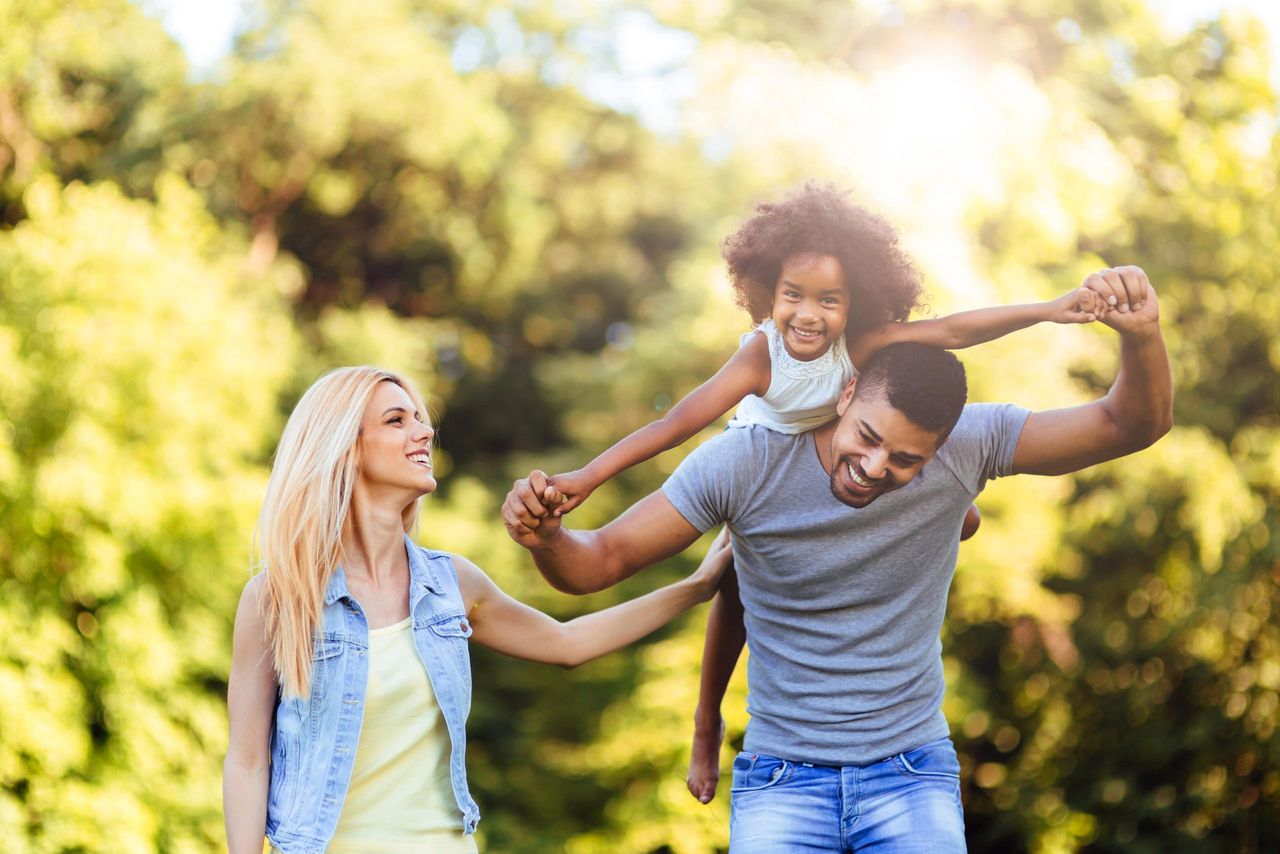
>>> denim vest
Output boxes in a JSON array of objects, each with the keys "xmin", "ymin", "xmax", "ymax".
[{"xmin": 265, "ymin": 536, "xmax": 481, "ymax": 852}]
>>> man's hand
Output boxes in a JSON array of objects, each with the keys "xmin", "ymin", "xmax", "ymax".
[
  {"xmin": 1082, "ymin": 266, "xmax": 1160, "ymax": 335},
  {"xmin": 502, "ymin": 469, "xmax": 565, "ymax": 549}
]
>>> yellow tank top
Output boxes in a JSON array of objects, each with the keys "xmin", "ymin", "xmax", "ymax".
[{"xmin": 326, "ymin": 616, "xmax": 478, "ymax": 854}]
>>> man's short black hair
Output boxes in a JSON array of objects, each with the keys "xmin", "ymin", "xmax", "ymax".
[{"xmin": 853, "ymin": 343, "xmax": 968, "ymax": 443}]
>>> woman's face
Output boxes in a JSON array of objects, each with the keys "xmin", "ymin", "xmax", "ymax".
[{"xmin": 357, "ymin": 381, "xmax": 436, "ymax": 500}]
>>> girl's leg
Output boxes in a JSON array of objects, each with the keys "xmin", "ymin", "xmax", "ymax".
[
  {"xmin": 688, "ymin": 716, "xmax": 725, "ymax": 803},
  {"xmin": 687, "ymin": 568, "xmax": 746, "ymax": 804}
]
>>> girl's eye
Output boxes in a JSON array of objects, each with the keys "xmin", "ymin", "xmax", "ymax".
[{"xmin": 388, "ymin": 416, "xmax": 402, "ymax": 424}]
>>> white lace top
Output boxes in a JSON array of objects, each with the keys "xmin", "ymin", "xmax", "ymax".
[{"xmin": 729, "ymin": 319, "xmax": 857, "ymax": 434}]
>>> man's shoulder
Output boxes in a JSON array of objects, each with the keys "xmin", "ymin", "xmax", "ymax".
[
  {"xmin": 948, "ymin": 402, "xmax": 1021, "ymax": 441},
  {"xmin": 933, "ymin": 402, "xmax": 1031, "ymax": 491},
  {"xmin": 667, "ymin": 425, "xmax": 806, "ymax": 509},
  {"xmin": 689, "ymin": 423, "xmax": 803, "ymax": 461}
]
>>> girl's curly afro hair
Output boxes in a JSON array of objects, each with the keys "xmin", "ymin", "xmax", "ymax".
[{"xmin": 722, "ymin": 182, "xmax": 924, "ymax": 333}]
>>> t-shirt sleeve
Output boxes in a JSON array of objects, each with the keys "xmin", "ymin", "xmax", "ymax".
[
  {"xmin": 937, "ymin": 403, "xmax": 1031, "ymax": 495},
  {"xmin": 661, "ymin": 429, "xmax": 753, "ymax": 533}
]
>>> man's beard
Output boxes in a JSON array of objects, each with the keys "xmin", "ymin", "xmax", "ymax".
[{"xmin": 828, "ymin": 457, "xmax": 891, "ymax": 508}]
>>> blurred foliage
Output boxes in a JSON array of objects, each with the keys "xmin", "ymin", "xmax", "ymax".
[{"xmin": 1, "ymin": 0, "xmax": 1277, "ymax": 851}]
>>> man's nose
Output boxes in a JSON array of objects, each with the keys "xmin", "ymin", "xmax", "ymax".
[{"xmin": 862, "ymin": 450, "xmax": 889, "ymax": 480}]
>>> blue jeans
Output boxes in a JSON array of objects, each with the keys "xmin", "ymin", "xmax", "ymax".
[{"xmin": 729, "ymin": 737, "xmax": 966, "ymax": 853}]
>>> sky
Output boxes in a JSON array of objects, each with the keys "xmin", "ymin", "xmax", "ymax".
[
  {"xmin": 142, "ymin": 0, "xmax": 1279, "ymax": 325},
  {"xmin": 151, "ymin": 0, "xmax": 1280, "ymax": 80}
]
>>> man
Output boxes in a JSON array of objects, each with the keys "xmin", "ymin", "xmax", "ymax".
[{"xmin": 503, "ymin": 266, "xmax": 1171, "ymax": 851}]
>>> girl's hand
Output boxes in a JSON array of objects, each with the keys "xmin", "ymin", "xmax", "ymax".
[
  {"xmin": 689, "ymin": 528, "xmax": 733, "ymax": 601},
  {"xmin": 1045, "ymin": 286, "xmax": 1103, "ymax": 324},
  {"xmin": 547, "ymin": 469, "xmax": 597, "ymax": 515}
]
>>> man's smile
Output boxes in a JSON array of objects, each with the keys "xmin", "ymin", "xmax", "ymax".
[{"xmin": 847, "ymin": 462, "xmax": 877, "ymax": 488}]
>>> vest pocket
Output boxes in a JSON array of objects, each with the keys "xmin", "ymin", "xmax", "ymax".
[
  {"xmin": 428, "ymin": 613, "xmax": 473, "ymax": 638},
  {"xmin": 426, "ymin": 612, "xmax": 473, "ymax": 693},
  {"xmin": 309, "ymin": 635, "xmax": 346, "ymax": 704}
]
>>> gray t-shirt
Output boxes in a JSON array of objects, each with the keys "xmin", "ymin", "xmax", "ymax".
[{"xmin": 663, "ymin": 402, "xmax": 1030, "ymax": 765}]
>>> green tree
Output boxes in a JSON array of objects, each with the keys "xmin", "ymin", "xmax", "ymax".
[{"xmin": 0, "ymin": 175, "xmax": 296, "ymax": 849}]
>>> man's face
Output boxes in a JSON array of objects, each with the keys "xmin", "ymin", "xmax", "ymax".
[{"xmin": 827, "ymin": 386, "xmax": 944, "ymax": 508}]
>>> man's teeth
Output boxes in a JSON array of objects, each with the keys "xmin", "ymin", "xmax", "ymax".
[{"xmin": 847, "ymin": 463, "xmax": 873, "ymax": 488}]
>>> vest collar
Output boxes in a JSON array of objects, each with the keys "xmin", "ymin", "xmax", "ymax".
[{"xmin": 323, "ymin": 533, "xmax": 443, "ymax": 605}]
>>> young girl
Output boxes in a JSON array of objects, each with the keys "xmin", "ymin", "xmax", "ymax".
[
  {"xmin": 542, "ymin": 183, "xmax": 1104, "ymax": 804},
  {"xmin": 547, "ymin": 183, "xmax": 1101, "ymax": 529},
  {"xmin": 223, "ymin": 366, "xmax": 732, "ymax": 853}
]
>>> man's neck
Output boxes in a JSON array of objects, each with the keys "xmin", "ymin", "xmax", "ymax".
[{"xmin": 811, "ymin": 420, "xmax": 837, "ymax": 472}]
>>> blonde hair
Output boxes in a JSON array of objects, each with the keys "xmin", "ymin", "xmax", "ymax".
[{"xmin": 254, "ymin": 366, "xmax": 428, "ymax": 698}]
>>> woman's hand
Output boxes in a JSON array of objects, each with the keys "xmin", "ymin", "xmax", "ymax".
[{"xmin": 689, "ymin": 528, "xmax": 733, "ymax": 601}]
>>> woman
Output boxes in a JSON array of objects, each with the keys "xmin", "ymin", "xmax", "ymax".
[{"xmin": 223, "ymin": 367, "xmax": 730, "ymax": 853}]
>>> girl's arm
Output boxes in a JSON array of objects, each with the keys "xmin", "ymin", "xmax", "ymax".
[
  {"xmin": 847, "ymin": 286, "xmax": 1103, "ymax": 367},
  {"xmin": 455, "ymin": 529, "xmax": 733, "ymax": 668},
  {"xmin": 223, "ymin": 577, "xmax": 279, "ymax": 854},
  {"xmin": 549, "ymin": 334, "xmax": 771, "ymax": 513}
]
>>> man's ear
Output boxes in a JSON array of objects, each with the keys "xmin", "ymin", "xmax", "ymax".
[{"xmin": 835, "ymin": 376, "xmax": 858, "ymax": 417}]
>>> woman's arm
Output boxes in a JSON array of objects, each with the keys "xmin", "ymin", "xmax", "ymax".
[
  {"xmin": 847, "ymin": 286, "xmax": 1102, "ymax": 367},
  {"xmin": 224, "ymin": 577, "xmax": 279, "ymax": 854},
  {"xmin": 455, "ymin": 529, "xmax": 733, "ymax": 668},
  {"xmin": 549, "ymin": 335, "xmax": 771, "ymax": 513}
]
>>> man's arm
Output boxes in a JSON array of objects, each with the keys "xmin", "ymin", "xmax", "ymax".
[
  {"xmin": 502, "ymin": 471, "xmax": 704, "ymax": 594},
  {"xmin": 1011, "ymin": 266, "xmax": 1173, "ymax": 476}
]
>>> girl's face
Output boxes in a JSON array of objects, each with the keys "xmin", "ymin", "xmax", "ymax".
[
  {"xmin": 770, "ymin": 253, "xmax": 849, "ymax": 362},
  {"xmin": 357, "ymin": 381, "xmax": 437, "ymax": 502}
]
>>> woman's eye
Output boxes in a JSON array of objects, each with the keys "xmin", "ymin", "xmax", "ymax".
[{"xmin": 389, "ymin": 416, "xmax": 402, "ymax": 424}]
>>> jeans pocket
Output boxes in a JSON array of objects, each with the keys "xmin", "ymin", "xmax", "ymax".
[
  {"xmin": 895, "ymin": 737, "xmax": 962, "ymax": 780},
  {"xmin": 730, "ymin": 752, "xmax": 792, "ymax": 792}
]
